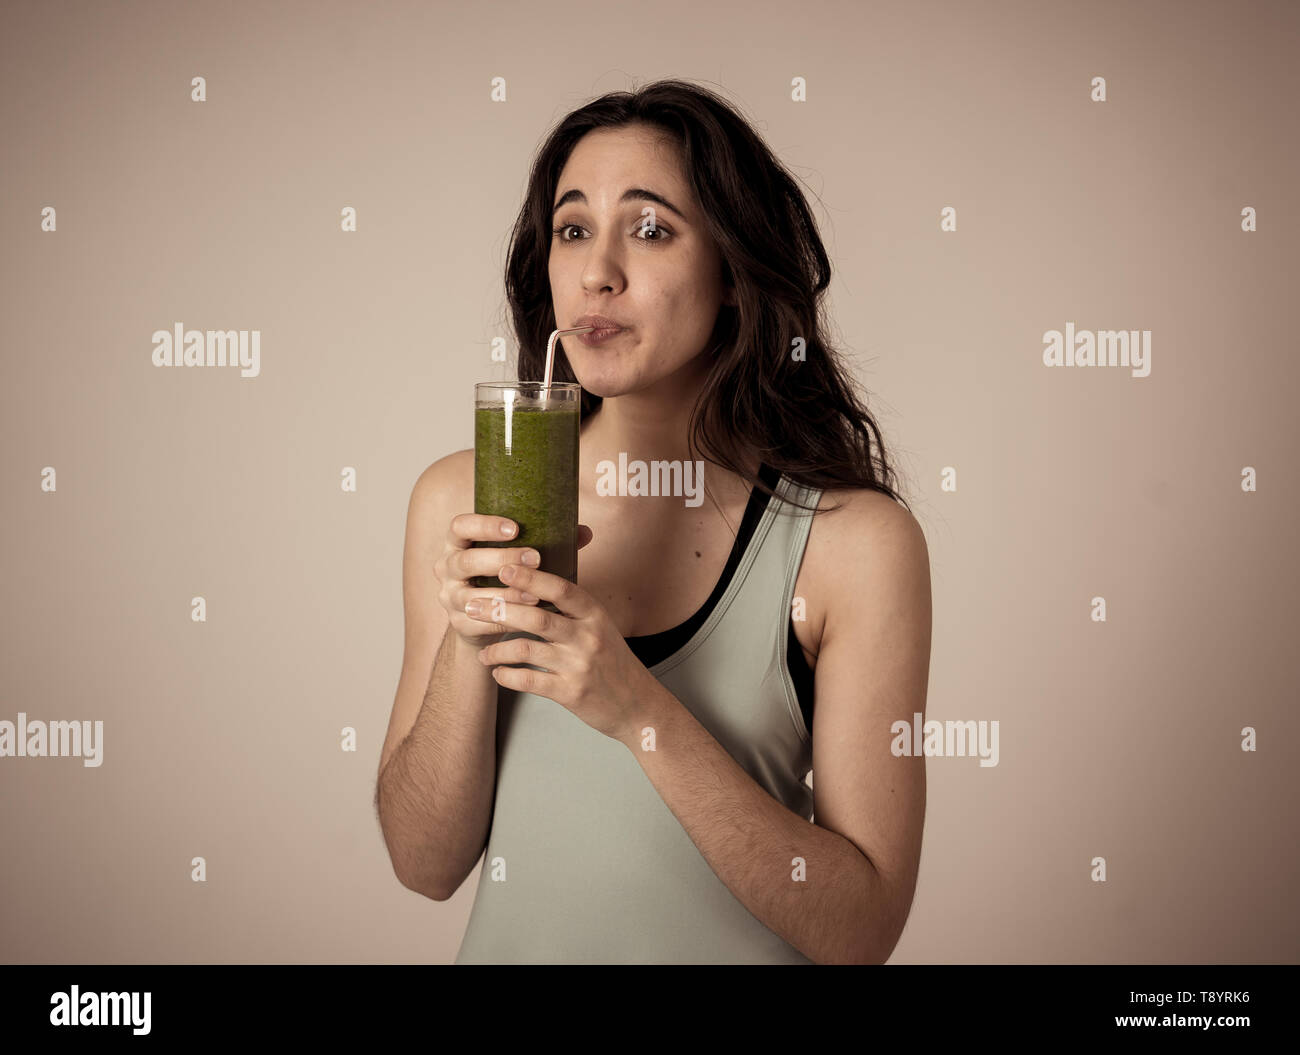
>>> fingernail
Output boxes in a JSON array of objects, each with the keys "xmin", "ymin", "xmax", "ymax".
[
  {"xmin": 520, "ymin": 591, "xmax": 539, "ymax": 604},
  {"xmin": 500, "ymin": 522, "xmax": 516, "ymax": 536},
  {"xmin": 465, "ymin": 600, "xmax": 483, "ymax": 616},
  {"xmin": 522, "ymin": 550, "xmax": 540, "ymax": 566}
]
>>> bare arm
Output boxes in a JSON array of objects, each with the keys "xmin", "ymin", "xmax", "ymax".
[
  {"xmin": 376, "ymin": 624, "xmax": 499, "ymax": 900},
  {"xmin": 374, "ymin": 452, "xmax": 538, "ymax": 900}
]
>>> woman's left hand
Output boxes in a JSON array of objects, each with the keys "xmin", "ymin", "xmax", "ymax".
[{"xmin": 467, "ymin": 561, "xmax": 662, "ymax": 744}]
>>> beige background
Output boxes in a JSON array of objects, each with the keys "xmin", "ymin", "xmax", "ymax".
[{"xmin": 2, "ymin": 0, "xmax": 1297, "ymax": 963}]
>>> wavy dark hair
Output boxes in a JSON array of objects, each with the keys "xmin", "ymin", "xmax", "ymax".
[{"xmin": 503, "ymin": 78, "xmax": 910, "ymax": 516}]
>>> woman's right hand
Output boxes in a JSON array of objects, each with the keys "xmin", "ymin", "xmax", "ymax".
[{"xmin": 435, "ymin": 514, "xmax": 591, "ymax": 650}]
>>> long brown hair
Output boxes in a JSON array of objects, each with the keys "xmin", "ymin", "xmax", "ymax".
[{"xmin": 504, "ymin": 78, "xmax": 910, "ymax": 516}]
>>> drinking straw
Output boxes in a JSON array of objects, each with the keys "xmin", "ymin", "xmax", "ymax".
[{"xmin": 542, "ymin": 326, "xmax": 595, "ymax": 399}]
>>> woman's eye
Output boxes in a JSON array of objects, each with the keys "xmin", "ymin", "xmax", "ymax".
[{"xmin": 550, "ymin": 223, "xmax": 671, "ymax": 244}]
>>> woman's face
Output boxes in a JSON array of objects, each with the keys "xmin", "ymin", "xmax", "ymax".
[{"xmin": 548, "ymin": 123, "xmax": 735, "ymax": 400}]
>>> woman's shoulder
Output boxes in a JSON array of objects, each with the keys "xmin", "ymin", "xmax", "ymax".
[
  {"xmin": 798, "ymin": 483, "xmax": 926, "ymax": 601},
  {"xmin": 409, "ymin": 448, "xmax": 476, "ymax": 530},
  {"xmin": 781, "ymin": 473, "xmax": 913, "ymax": 531}
]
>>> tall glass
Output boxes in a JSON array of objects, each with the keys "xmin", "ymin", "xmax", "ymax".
[{"xmin": 473, "ymin": 381, "xmax": 580, "ymax": 614}]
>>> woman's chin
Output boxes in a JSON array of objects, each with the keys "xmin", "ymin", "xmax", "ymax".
[{"xmin": 570, "ymin": 365, "xmax": 628, "ymax": 399}]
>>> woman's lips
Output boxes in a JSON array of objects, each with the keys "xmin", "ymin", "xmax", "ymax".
[{"xmin": 577, "ymin": 327, "xmax": 625, "ymax": 346}]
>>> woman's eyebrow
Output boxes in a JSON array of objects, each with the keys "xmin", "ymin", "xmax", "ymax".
[{"xmin": 551, "ymin": 187, "xmax": 687, "ymax": 221}]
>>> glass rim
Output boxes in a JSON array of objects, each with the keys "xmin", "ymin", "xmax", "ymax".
[{"xmin": 475, "ymin": 381, "xmax": 581, "ymax": 391}]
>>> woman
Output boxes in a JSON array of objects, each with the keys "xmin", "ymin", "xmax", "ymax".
[{"xmin": 377, "ymin": 80, "xmax": 931, "ymax": 965}]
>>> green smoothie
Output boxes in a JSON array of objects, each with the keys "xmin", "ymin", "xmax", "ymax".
[{"xmin": 473, "ymin": 397, "xmax": 579, "ymax": 613}]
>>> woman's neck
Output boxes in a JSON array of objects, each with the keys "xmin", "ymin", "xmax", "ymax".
[{"xmin": 579, "ymin": 402, "xmax": 760, "ymax": 514}]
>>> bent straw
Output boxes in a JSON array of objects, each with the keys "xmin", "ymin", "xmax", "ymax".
[{"xmin": 542, "ymin": 326, "xmax": 595, "ymax": 399}]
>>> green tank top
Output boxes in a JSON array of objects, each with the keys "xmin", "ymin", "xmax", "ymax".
[{"xmin": 455, "ymin": 470, "xmax": 822, "ymax": 964}]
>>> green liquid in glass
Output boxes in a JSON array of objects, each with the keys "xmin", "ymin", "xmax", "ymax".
[{"xmin": 474, "ymin": 402, "xmax": 579, "ymax": 613}]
